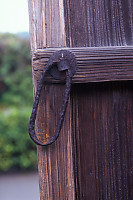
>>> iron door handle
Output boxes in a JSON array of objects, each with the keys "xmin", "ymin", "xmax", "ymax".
[{"xmin": 29, "ymin": 50, "xmax": 77, "ymax": 146}]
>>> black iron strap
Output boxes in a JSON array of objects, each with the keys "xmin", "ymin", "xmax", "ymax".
[{"xmin": 29, "ymin": 50, "xmax": 77, "ymax": 146}]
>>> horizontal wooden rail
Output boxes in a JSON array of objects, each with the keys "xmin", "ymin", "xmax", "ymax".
[{"xmin": 32, "ymin": 46, "xmax": 133, "ymax": 83}]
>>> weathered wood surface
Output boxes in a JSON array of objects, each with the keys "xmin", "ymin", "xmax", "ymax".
[
  {"xmin": 28, "ymin": 0, "xmax": 133, "ymax": 199},
  {"xmin": 64, "ymin": 0, "xmax": 133, "ymax": 47},
  {"xmin": 28, "ymin": 0, "xmax": 133, "ymax": 51},
  {"xmin": 33, "ymin": 46, "xmax": 133, "ymax": 83},
  {"xmin": 72, "ymin": 82, "xmax": 133, "ymax": 199},
  {"xmin": 28, "ymin": 0, "xmax": 75, "ymax": 199},
  {"xmin": 36, "ymin": 85, "xmax": 75, "ymax": 199},
  {"xmin": 66, "ymin": 0, "xmax": 133, "ymax": 199},
  {"xmin": 28, "ymin": 0, "xmax": 66, "ymax": 52}
]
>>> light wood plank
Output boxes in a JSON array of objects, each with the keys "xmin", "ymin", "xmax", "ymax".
[{"xmin": 28, "ymin": 0, "xmax": 75, "ymax": 199}]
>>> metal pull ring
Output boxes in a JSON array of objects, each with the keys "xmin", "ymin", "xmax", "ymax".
[{"xmin": 29, "ymin": 50, "xmax": 77, "ymax": 146}]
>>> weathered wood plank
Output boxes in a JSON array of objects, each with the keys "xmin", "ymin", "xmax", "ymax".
[
  {"xmin": 36, "ymin": 85, "xmax": 75, "ymax": 199},
  {"xmin": 72, "ymin": 82, "xmax": 133, "ymax": 199},
  {"xmin": 28, "ymin": 0, "xmax": 133, "ymax": 199},
  {"xmin": 64, "ymin": 0, "xmax": 133, "ymax": 47},
  {"xmin": 33, "ymin": 46, "xmax": 133, "ymax": 83},
  {"xmin": 28, "ymin": 0, "xmax": 75, "ymax": 199},
  {"xmin": 28, "ymin": 0, "xmax": 66, "ymax": 52},
  {"xmin": 62, "ymin": 0, "xmax": 133, "ymax": 199}
]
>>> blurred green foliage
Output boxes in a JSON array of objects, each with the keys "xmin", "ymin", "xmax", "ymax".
[{"xmin": 0, "ymin": 33, "xmax": 37, "ymax": 172}]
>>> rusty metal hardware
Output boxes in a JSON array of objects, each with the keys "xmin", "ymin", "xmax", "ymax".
[{"xmin": 29, "ymin": 50, "xmax": 77, "ymax": 146}]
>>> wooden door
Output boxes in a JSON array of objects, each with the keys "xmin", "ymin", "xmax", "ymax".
[{"xmin": 28, "ymin": 0, "xmax": 133, "ymax": 199}]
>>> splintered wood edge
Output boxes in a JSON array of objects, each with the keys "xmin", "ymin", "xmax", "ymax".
[{"xmin": 32, "ymin": 46, "xmax": 133, "ymax": 83}]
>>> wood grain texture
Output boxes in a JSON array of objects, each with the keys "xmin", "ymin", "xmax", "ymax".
[
  {"xmin": 36, "ymin": 85, "xmax": 75, "ymax": 199},
  {"xmin": 28, "ymin": 0, "xmax": 66, "ymax": 52},
  {"xmin": 33, "ymin": 46, "xmax": 133, "ymax": 83},
  {"xmin": 28, "ymin": 0, "xmax": 75, "ymax": 199},
  {"xmin": 62, "ymin": 0, "xmax": 133, "ymax": 199},
  {"xmin": 64, "ymin": 0, "xmax": 133, "ymax": 47},
  {"xmin": 72, "ymin": 82, "xmax": 133, "ymax": 200},
  {"xmin": 28, "ymin": 0, "xmax": 133, "ymax": 199}
]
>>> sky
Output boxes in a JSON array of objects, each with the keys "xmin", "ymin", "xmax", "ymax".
[{"xmin": 0, "ymin": 0, "xmax": 29, "ymax": 33}]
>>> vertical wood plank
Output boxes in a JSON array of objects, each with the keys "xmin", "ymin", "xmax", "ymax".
[
  {"xmin": 64, "ymin": 0, "xmax": 133, "ymax": 47},
  {"xmin": 36, "ymin": 85, "xmax": 75, "ymax": 199},
  {"xmin": 72, "ymin": 82, "xmax": 133, "ymax": 200},
  {"xmin": 28, "ymin": 0, "xmax": 75, "ymax": 199},
  {"xmin": 28, "ymin": 0, "xmax": 66, "ymax": 51},
  {"xmin": 63, "ymin": 0, "xmax": 133, "ymax": 199}
]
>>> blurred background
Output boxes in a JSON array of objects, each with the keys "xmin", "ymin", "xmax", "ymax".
[{"xmin": 0, "ymin": 0, "xmax": 39, "ymax": 199}]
